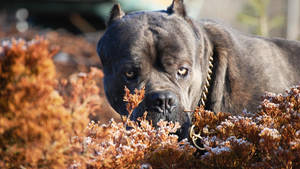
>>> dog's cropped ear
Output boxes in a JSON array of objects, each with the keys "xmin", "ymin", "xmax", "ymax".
[
  {"xmin": 167, "ymin": 0, "xmax": 186, "ymax": 17},
  {"xmin": 108, "ymin": 3, "xmax": 125, "ymax": 26}
]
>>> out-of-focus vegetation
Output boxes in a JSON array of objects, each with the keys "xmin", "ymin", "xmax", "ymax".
[
  {"xmin": 0, "ymin": 38, "xmax": 92, "ymax": 168},
  {"xmin": 0, "ymin": 38, "xmax": 299, "ymax": 168},
  {"xmin": 237, "ymin": 0, "xmax": 284, "ymax": 36}
]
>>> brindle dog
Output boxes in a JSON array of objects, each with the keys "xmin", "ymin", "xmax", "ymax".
[{"xmin": 97, "ymin": 0, "xmax": 300, "ymax": 138}]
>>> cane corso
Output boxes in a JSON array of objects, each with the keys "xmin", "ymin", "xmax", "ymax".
[{"xmin": 97, "ymin": 0, "xmax": 300, "ymax": 138}]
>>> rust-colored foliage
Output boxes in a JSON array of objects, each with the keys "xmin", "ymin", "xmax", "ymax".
[
  {"xmin": 0, "ymin": 28, "xmax": 101, "ymax": 78},
  {"xmin": 70, "ymin": 118, "xmax": 194, "ymax": 169},
  {"xmin": 0, "ymin": 38, "xmax": 99, "ymax": 168},
  {"xmin": 58, "ymin": 68, "xmax": 104, "ymax": 134},
  {"xmin": 66, "ymin": 87, "xmax": 200, "ymax": 169},
  {"xmin": 68, "ymin": 87, "xmax": 198, "ymax": 169},
  {"xmin": 0, "ymin": 38, "xmax": 72, "ymax": 169},
  {"xmin": 123, "ymin": 86, "xmax": 145, "ymax": 118},
  {"xmin": 192, "ymin": 88, "xmax": 300, "ymax": 168},
  {"xmin": 1, "ymin": 28, "xmax": 119, "ymax": 123},
  {"xmin": 1, "ymin": 37, "xmax": 299, "ymax": 169}
]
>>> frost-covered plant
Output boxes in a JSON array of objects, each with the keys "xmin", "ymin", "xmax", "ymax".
[
  {"xmin": 69, "ymin": 87, "xmax": 198, "ymax": 169},
  {"xmin": 192, "ymin": 87, "xmax": 300, "ymax": 168}
]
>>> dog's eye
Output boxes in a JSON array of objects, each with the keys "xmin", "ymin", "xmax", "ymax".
[
  {"xmin": 177, "ymin": 67, "xmax": 189, "ymax": 77},
  {"xmin": 125, "ymin": 71, "xmax": 136, "ymax": 80}
]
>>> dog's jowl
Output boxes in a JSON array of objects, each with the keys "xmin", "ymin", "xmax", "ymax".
[{"xmin": 97, "ymin": 0, "xmax": 300, "ymax": 138}]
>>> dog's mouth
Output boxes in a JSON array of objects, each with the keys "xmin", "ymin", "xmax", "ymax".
[
  {"xmin": 130, "ymin": 99, "xmax": 177, "ymax": 119},
  {"xmin": 133, "ymin": 100, "xmax": 187, "ymax": 122}
]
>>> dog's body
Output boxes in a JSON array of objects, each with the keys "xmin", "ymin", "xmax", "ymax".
[
  {"xmin": 199, "ymin": 20, "xmax": 300, "ymax": 113},
  {"xmin": 97, "ymin": 0, "xmax": 300, "ymax": 138}
]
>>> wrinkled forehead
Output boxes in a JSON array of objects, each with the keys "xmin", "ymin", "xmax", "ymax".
[{"xmin": 101, "ymin": 11, "xmax": 197, "ymax": 62}]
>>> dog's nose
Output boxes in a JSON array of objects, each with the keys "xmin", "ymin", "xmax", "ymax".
[{"xmin": 146, "ymin": 91, "xmax": 178, "ymax": 113}]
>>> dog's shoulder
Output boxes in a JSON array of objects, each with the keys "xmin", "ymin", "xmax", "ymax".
[{"xmin": 197, "ymin": 19, "xmax": 255, "ymax": 47}]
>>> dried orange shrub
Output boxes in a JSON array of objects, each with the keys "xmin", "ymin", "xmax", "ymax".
[
  {"xmin": 0, "ymin": 38, "xmax": 70, "ymax": 168},
  {"xmin": 70, "ymin": 118, "xmax": 186, "ymax": 168},
  {"xmin": 123, "ymin": 86, "xmax": 145, "ymax": 115},
  {"xmin": 0, "ymin": 38, "xmax": 96, "ymax": 168},
  {"xmin": 0, "ymin": 28, "xmax": 101, "ymax": 78},
  {"xmin": 69, "ymin": 88, "xmax": 198, "ymax": 169},
  {"xmin": 58, "ymin": 68, "xmax": 104, "ymax": 134},
  {"xmin": 1, "ymin": 29, "xmax": 118, "ymax": 123},
  {"xmin": 2, "ymin": 36, "xmax": 299, "ymax": 169},
  {"xmin": 143, "ymin": 133, "xmax": 199, "ymax": 169},
  {"xmin": 193, "ymin": 86, "xmax": 300, "ymax": 168}
]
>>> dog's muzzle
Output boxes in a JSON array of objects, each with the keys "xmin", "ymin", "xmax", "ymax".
[{"xmin": 145, "ymin": 91, "xmax": 178, "ymax": 114}]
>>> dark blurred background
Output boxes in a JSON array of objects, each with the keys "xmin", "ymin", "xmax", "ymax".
[{"xmin": 1, "ymin": 0, "xmax": 299, "ymax": 39}]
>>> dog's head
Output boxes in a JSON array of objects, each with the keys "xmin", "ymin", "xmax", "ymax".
[{"xmin": 97, "ymin": 0, "xmax": 211, "ymax": 138}]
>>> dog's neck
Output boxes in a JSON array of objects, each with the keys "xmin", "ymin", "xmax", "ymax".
[
  {"xmin": 199, "ymin": 55, "xmax": 214, "ymax": 108},
  {"xmin": 196, "ymin": 27, "xmax": 215, "ymax": 109}
]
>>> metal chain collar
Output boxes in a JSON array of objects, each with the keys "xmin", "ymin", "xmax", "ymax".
[{"xmin": 189, "ymin": 55, "xmax": 214, "ymax": 151}]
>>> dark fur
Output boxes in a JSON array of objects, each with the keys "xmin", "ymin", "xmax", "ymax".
[{"xmin": 97, "ymin": 0, "xmax": 300, "ymax": 138}]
